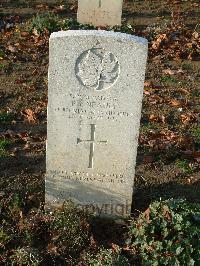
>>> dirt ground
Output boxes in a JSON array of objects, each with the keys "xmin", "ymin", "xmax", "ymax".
[{"xmin": 0, "ymin": 0, "xmax": 199, "ymax": 214}]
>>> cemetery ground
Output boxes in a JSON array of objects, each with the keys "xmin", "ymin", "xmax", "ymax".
[{"xmin": 0, "ymin": 1, "xmax": 200, "ymax": 265}]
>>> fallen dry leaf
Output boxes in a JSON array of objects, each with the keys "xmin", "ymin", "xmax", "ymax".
[
  {"xmin": 163, "ymin": 206, "xmax": 172, "ymax": 222},
  {"xmin": 7, "ymin": 44, "xmax": 17, "ymax": 53},
  {"xmin": 180, "ymin": 113, "xmax": 195, "ymax": 124},
  {"xmin": 144, "ymin": 81, "xmax": 152, "ymax": 87},
  {"xmin": 178, "ymin": 88, "xmax": 190, "ymax": 95},
  {"xmin": 149, "ymin": 114, "xmax": 159, "ymax": 122},
  {"xmin": 47, "ymin": 243, "xmax": 59, "ymax": 256},
  {"xmin": 70, "ymin": 3, "xmax": 78, "ymax": 12},
  {"xmin": 111, "ymin": 243, "xmax": 120, "ymax": 252},
  {"xmin": 20, "ymin": 31, "xmax": 29, "ymax": 37},
  {"xmin": 151, "ymin": 94, "xmax": 164, "ymax": 103},
  {"xmin": 152, "ymin": 34, "xmax": 167, "ymax": 50},
  {"xmin": 23, "ymin": 109, "xmax": 37, "ymax": 124},
  {"xmin": 90, "ymin": 235, "xmax": 97, "ymax": 249},
  {"xmin": 144, "ymin": 208, "xmax": 151, "ymax": 223},
  {"xmin": 170, "ymin": 99, "xmax": 182, "ymax": 107},
  {"xmin": 162, "ymin": 69, "xmax": 176, "ymax": 75},
  {"xmin": 161, "ymin": 115, "xmax": 166, "ymax": 124},
  {"xmin": 144, "ymin": 90, "xmax": 151, "ymax": 95},
  {"xmin": 23, "ymin": 143, "xmax": 31, "ymax": 151}
]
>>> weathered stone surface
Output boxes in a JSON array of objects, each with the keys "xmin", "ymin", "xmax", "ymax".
[
  {"xmin": 46, "ymin": 30, "xmax": 148, "ymax": 217},
  {"xmin": 77, "ymin": 0, "xmax": 123, "ymax": 27}
]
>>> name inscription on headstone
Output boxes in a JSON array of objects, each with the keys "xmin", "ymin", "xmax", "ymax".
[{"xmin": 54, "ymin": 94, "xmax": 134, "ymax": 121}]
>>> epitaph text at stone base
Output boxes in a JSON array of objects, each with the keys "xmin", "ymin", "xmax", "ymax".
[{"xmin": 46, "ymin": 30, "xmax": 148, "ymax": 216}]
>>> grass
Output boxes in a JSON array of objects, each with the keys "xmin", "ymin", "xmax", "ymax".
[
  {"xmin": 0, "ymin": 139, "xmax": 12, "ymax": 150},
  {"xmin": 192, "ymin": 126, "xmax": 200, "ymax": 143},
  {"xmin": 0, "ymin": 63, "xmax": 5, "ymax": 70},
  {"xmin": 28, "ymin": 12, "xmax": 61, "ymax": 34},
  {"xmin": 0, "ymin": 228, "xmax": 11, "ymax": 246},
  {"xmin": 181, "ymin": 62, "xmax": 193, "ymax": 70},
  {"xmin": 141, "ymin": 123, "xmax": 157, "ymax": 133},
  {"xmin": 0, "ymin": 49, "xmax": 5, "ymax": 58},
  {"xmin": 0, "ymin": 138, "xmax": 12, "ymax": 157},
  {"xmin": 28, "ymin": 13, "xmax": 135, "ymax": 36},
  {"xmin": 49, "ymin": 202, "xmax": 91, "ymax": 259},
  {"xmin": 0, "ymin": 112, "xmax": 14, "ymax": 123},
  {"xmin": 161, "ymin": 76, "xmax": 177, "ymax": 83},
  {"xmin": 84, "ymin": 248, "xmax": 130, "ymax": 265},
  {"xmin": 10, "ymin": 248, "xmax": 42, "ymax": 266},
  {"xmin": 176, "ymin": 159, "xmax": 194, "ymax": 174},
  {"xmin": 192, "ymin": 88, "xmax": 200, "ymax": 97},
  {"xmin": 0, "ymin": 149, "xmax": 9, "ymax": 158}
]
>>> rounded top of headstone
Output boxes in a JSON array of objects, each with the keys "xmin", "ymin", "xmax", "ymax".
[{"xmin": 50, "ymin": 30, "xmax": 148, "ymax": 47}]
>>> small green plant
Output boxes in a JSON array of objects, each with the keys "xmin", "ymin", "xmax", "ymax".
[
  {"xmin": 192, "ymin": 126, "xmax": 200, "ymax": 142},
  {"xmin": 0, "ymin": 149, "xmax": 9, "ymax": 158},
  {"xmin": 128, "ymin": 199, "xmax": 200, "ymax": 266},
  {"xmin": 110, "ymin": 24, "xmax": 134, "ymax": 35},
  {"xmin": 181, "ymin": 62, "xmax": 192, "ymax": 70},
  {"xmin": 0, "ymin": 139, "xmax": 11, "ymax": 150},
  {"xmin": 176, "ymin": 159, "xmax": 194, "ymax": 173},
  {"xmin": 7, "ymin": 194, "xmax": 23, "ymax": 217},
  {"xmin": 141, "ymin": 123, "xmax": 157, "ymax": 133},
  {"xmin": 192, "ymin": 89, "xmax": 200, "ymax": 98},
  {"xmin": 1, "ymin": 194, "xmax": 23, "ymax": 226},
  {"xmin": 0, "ymin": 112, "xmax": 14, "ymax": 123},
  {"xmin": 29, "ymin": 13, "xmax": 61, "ymax": 34},
  {"xmin": 154, "ymin": 154, "xmax": 163, "ymax": 162},
  {"xmin": 0, "ymin": 138, "xmax": 12, "ymax": 158},
  {"xmin": 0, "ymin": 228, "xmax": 11, "ymax": 247},
  {"xmin": 161, "ymin": 76, "xmax": 177, "ymax": 83},
  {"xmin": 0, "ymin": 49, "xmax": 5, "ymax": 58},
  {"xmin": 85, "ymin": 248, "xmax": 130, "ymax": 266},
  {"xmin": 62, "ymin": 18, "xmax": 95, "ymax": 30},
  {"xmin": 10, "ymin": 247, "xmax": 42, "ymax": 266},
  {"xmin": 23, "ymin": 228, "xmax": 33, "ymax": 245},
  {"xmin": 0, "ymin": 63, "xmax": 5, "ymax": 70},
  {"xmin": 28, "ymin": 16, "xmax": 135, "ymax": 36}
]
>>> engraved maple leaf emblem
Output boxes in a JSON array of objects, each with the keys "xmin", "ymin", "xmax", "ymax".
[{"xmin": 76, "ymin": 48, "xmax": 120, "ymax": 90}]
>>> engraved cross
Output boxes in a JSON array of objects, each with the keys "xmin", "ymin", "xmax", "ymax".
[{"xmin": 77, "ymin": 124, "xmax": 107, "ymax": 169}]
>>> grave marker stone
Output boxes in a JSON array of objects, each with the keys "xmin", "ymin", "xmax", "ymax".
[
  {"xmin": 77, "ymin": 0, "xmax": 123, "ymax": 27},
  {"xmin": 46, "ymin": 30, "xmax": 148, "ymax": 216}
]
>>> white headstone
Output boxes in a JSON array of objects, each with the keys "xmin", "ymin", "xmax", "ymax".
[
  {"xmin": 46, "ymin": 30, "xmax": 148, "ymax": 217},
  {"xmin": 77, "ymin": 0, "xmax": 123, "ymax": 27}
]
